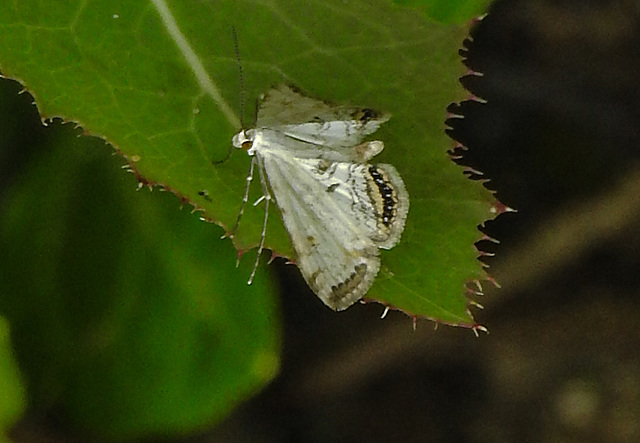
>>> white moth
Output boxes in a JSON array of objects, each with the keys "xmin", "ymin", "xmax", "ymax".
[{"xmin": 231, "ymin": 84, "xmax": 409, "ymax": 311}]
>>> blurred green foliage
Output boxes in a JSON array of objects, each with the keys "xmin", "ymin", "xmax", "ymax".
[{"xmin": 0, "ymin": 317, "xmax": 25, "ymax": 443}]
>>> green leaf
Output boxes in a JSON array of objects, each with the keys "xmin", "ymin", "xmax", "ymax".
[
  {"xmin": 393, "ymin": 0, "xmax": 493, "ymax": 24},
  {"xmin": 0, "ymin": 120, "xmax": 280, "ymax": 439},
  {"xmin": 0, "ymin": 1, "xmax": 493, "ymax": 324}
]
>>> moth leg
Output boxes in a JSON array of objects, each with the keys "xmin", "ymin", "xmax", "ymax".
[
  {"xmin": 224, "ymin": 155, "xmax": 256, "ymax": 240},
  {"xmin": 248, "ymin": 155, "xmax": 271, "ymax": 285}
]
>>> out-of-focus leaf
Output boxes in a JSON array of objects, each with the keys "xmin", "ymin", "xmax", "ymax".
[
  {"xmin": 0, "ymin": 120, "xmax": 280, "ymax": 439},
  {"xmin": 0, "ymin": 317, "xmax": 25, "ymax": 442}
]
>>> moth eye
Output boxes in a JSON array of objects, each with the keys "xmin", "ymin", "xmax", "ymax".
[{"xmin": 241, "ymin": 141, "xmax": 253, "ymax": 150}]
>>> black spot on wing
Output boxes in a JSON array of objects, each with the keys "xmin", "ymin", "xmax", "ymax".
[
  {"xmin": 368, "ymin": 166, "xmax": 398, "ymax": 227},
  {"xmin": 329, "ymin": 263, "xmax": 368, "ymax": 303}
]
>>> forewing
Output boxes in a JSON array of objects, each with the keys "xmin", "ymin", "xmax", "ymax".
[
  {"xmin": 256, "ymin": 128, "xmax": 385, "ymax": 163},
  {"xmin": 259, "ymin": 152, "xmax": 381, "ymax": 310},
  {"xmin": 256, "ymin": 84, "xmax": 390, "ymax": 148}
]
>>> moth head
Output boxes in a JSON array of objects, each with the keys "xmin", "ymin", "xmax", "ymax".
[{"xmin": 232, "ymin": 129, "xmax": 255, "ymax": 151}]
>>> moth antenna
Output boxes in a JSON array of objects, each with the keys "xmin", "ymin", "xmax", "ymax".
[
  {"xmin": 232, "ymin": 25, "xmax": 245, "ymax": 130},
  {"xmin": 213, "ymin": 26, "xmax": 245, "ymax": 165}
]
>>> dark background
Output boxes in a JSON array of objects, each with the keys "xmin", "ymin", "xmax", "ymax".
[{"xmin": 4, "ymin": 0, "xmax": 640, "ymax": 441}]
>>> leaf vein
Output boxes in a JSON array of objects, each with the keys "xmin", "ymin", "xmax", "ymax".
[{"xmin": 149, "ymin": 0, "xmax": 240, "ymax": 129}]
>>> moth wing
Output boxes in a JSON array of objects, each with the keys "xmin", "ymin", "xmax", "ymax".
[
  {"xmin": 260, "ymin": 153, "xmax": 382, "ymax": 310},
  {"xmin": 287, "ymin": 159, "xmax": 409, "ymax": 249},
  {"xmin": 362, "ymin": 163, "xmax": 410, "ymax": 249},
  {"xmin": 256, "ymin": 128, "xmax": 386, "ymax": 163},
  {"xmin": 256, "ymin": 84, "xmax": 390, "ymax": 148}
]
